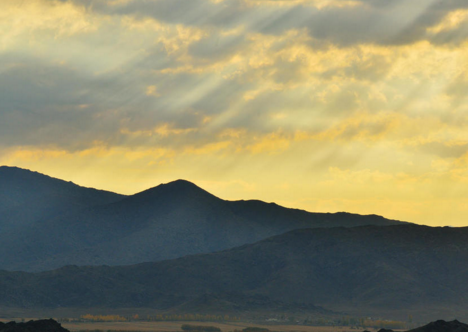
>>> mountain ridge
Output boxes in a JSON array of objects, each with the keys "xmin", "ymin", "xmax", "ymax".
[
  {"xmin": 0, "ymin": 166, "xmax": 124, "ymax": 233},
  {"xmin": 0, "ymin": 166, "xmax": 405, "ymax": 272},
  {"xmin": 0, "ymin": 224, "xmax": 467, "ymax": 321}
]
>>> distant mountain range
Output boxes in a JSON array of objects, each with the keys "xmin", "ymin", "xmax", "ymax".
[
  {"xmin": 0, "ymin": 166, "xmax": 404, "ymax": 271},
  {"xmin": 0, "ymin": 224, "xmax": 467, "ymax": 321},
  {"xmin": 1, "ymin": 166, "xmax": 467, "ymax": 321}
]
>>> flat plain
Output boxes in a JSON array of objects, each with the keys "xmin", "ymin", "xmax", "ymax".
[{"xmin": 60, "ymin": 321, "xmax": 378, "ymax": 332}]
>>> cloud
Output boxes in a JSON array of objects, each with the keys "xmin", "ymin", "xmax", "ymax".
[
  {"xmin": 4, "ymin": 0, "xmax": 468, "ymax": 226},
  {"xmin": 417, "ymin": 141, "xmax": 468, "ymax": 159},
  {"xmin": 65, "ymin": 0, "xmax": 468, "ymax": 46},
  {"xmin": 0, "ymin": 0, "xmax": 98, "ymax": 52}
]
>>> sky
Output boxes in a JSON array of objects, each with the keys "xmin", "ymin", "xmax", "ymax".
[{"xmin": 2, "ymin": 0, "xmax": 468, "ymax": 226}]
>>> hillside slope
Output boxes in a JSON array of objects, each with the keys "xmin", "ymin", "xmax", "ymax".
[
  {"xmin": 1, "ymin": 224, "xmax": 467, "ymax": 320},
  {"xmin": 0, "ymin": 166, "xmax": 124, "ymax": 233}
]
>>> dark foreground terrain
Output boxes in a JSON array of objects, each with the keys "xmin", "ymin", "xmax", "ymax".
[
  {"xmin": 0, "ymin": 319, "xmax": 68, "ymax": 332},
  {"xmin": 1, "ymin": 319, "xmax": 468, "ymax": 332}
]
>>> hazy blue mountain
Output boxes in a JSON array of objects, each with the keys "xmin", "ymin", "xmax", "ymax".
[
  {"xmin": 0, "ymin": 225, "xmax": 467, "ymax": 320},
  {"xmin": 0, "ymin": 167, "xmax": 404, "ymax": 271},
  {"xmin": 0, "ymin": 166, "xmax": 124, "ymax": 233}
]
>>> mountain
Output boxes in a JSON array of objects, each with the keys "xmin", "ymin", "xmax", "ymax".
[
  {"xmin": 1, "ymin": 224, "xmax": 467, "ymax": 320},
  {"xmin": 0, "ymin": 166, "xmax": 124, "ymax": 233},
  {"xmin": 0, "ymin": 167, "xmax": 404, "ymax": 272},
  {"xmin": 407, "ymin": 320, "xmax": 468, "ymax": 332}
]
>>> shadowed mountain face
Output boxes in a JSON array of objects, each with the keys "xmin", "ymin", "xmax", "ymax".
[
  {"xmin": 0, "ymin": 167, "xmax": 404, "ymax": 272},
  {"xmin": 0, "ymin": 166, "xmax": 124, "ymax": 233},
  {"xmin": 0, "ymin": 224, "xmax": 467, "ymax": 320}
]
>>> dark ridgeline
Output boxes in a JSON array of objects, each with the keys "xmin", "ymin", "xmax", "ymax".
[
  {"xmin": 0, "ymin": 224, "xmax": 468, "ymax": 320},
  {"xmin": 0, "ymin": 166, "xmax": 404, "ymax": 272}
]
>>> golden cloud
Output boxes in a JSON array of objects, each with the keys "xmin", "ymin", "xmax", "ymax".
[
  {"xmin": 427, "ymin": 9, "xmax": 468, "ymax": 34},
  {"xmin": 0, "ymin": 0, "xmax": 99, "ymax": 51}
]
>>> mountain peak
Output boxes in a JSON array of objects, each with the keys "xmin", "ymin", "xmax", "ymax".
[
  {"xmin": 125, "ymin": 179, "xmax": 219, "ymax": 205},
  {"xmin": 162, "ymin": 179, "xmax": 200, "ymax": 188},
  {"xmin": 152, "ymin": 179, "xmax": 208, "ymax": 194}
]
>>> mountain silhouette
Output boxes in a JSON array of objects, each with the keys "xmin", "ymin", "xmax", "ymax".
[
  {"xmin": 0, "ymin": 167, "xmax": 404, "ymax": 271},
  {"xmin": 0, "ymin": 166, "xmax": 123, "ymax": 233}
]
